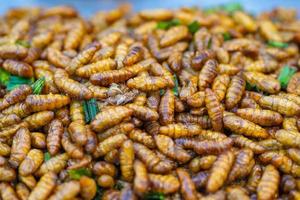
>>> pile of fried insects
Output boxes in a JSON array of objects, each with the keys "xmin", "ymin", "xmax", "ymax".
[{"xmin": 1, "ymin": 3, "xmax": 300, "ymax": 200}]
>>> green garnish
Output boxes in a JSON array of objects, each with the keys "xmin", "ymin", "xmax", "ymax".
[
  {"xmin": 278, "ymin": 65, "xmax": 297, "ymax": 88},
  {"xmin": 159, "ymin": 89, "xmax": 165, "ymax": 96},
  {"xmin": 246, "ymin": 82, "xmax": 259, "ymax": 91},
  {"xmin": 188, "ymin": 21, "xmax": 200, "ymax": 34},
  {"xmin": 68, "ymin": 168, "xmax": 92, "ymax": 180},
  {"xmin": 83, "ymin": 98, "xmax": 99, "ymax": 123},
  {"xmin": 6, "ymin": 76, "xmax": 34, "ymax": 91},
  {"xmin": 0, "ymin": 68, "xmax": 10, "ymax": 85},
  {"xmin": 15, "ymin": 40, "xmax": 30, "ymax": 48},
  {"xmin": 157, "ymin": 19, "xmax": 181, "ymax": 30},
  {"xmin": 223, "ymin": 32, "xmax": 232, "ymax": 41},
  {"xmin": 222, "ymin": 2, "xmax": 243, "ymax": 14},
  {"xmin": 114, "ymin": 180, "xmax": 124, "ymax": 190},
  {"xmin": 267, "ymin": 41, "xmax": 289, "ymax": 48},
  {"xmin": 172, "ymin": 74, "xmax": 179, "ymax": 96},
  {"xmin": 144, "ymin": 192, "xmax": 165, "ymax": 200},
  {"xmin": 94, "ymin": 186, "xmax": 105, "ymax": 200},
  {"xmin": 44, "ymin": 152, "xmax": 51, "ymax": 162},
  {"xmin": 31, "ymin": 77, "xmax": 45, "ymax": 94}
]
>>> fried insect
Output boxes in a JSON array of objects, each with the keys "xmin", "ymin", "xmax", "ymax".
[
  {"xmin": 212, "ymin": 74, "xmax": 230, "ymax": 101},
  {"xmin": 54, "ymin": 69, "xmax": 93, "ymax": 100},
  {"xmin": 0, "ymin": 114, "xmax": 21, "ymax": 129},
  {"xmin": 287, "ymin": 72, "xmax": 300, "ymax": 95},
  {"xmin": 226, "ymin": 186, "xmax": 250, "ymax": 200},
  {"xmin": 9, "ymin": 127, "xmax": 31, "ymax": 168},
  {"xmin": 76, "ymin": 58, "xmax": 116, "ymax": 78},
  {"xmin": 127, "ymin": 75, "xmax": 168, "ymax": 91},
  {"xmin": 206, "ymin": 150, "xmax": 235, "ymax": 193},
  {"xmin": 80, "ymin": 176, "xmax": 97, "ymax": 200},
  {"xmin": 2, "ymin": 59, "xmax": 33, "ymax": 78},
  {"xmin": 159, "ymin": 89, "xmax": 175, "ymax": 125},
  {"xmin": 159, "ymin": 123, "xmax": 202, "ymax": 138},
  {"xmin": 126, "ymin": 103, "xmax": 159, "ymax": 121},
  {"xmin": 148, "ymin": 173, "xmax": 180, "ymax": 194},
  {"xmin": 91, "ymin": 106, "xmax": 133, "ymax": 132},
  {"xmin": 24, "ymin": 111, "xmax": 54, "ymax": 130},
  {"xmin": 61, "ymin": 132, "xmax": 84, "ymax": 159},
  {"xmin": 0, "ymin": 85, "xmax": 32, "ymax": 111},
  {"xmin": 0, "ymin": 166, "xmax": 16, "ymax": 181},
  {"xmin": 230, "ymin": 135, "xmax": 265, "ymax": 154},
  {"xmin": 0, "ymin": 183, "xmax": 19, "ymax": 200},
  {"xmin": 25, "ymin": 94, "xmax": 70, "ymax": 112},
  {"xmin": 133, "ymin": 160, "xmax": 149, "ymax": 196},
  {"xmin": 93, "ymin": 134, "xmax": 127, "ymax": 158},
  {"xmin": 223, "ymin": 113, "xmax": 269, "ymax": 138},
  {"xmin": 0, "ymin": 44, "xmax": 28, "ymax": 59},
  {"xmin": 48, "ymin": 180, "xmax": 80, "ymax": 200},
  {"xmin": 19, "ymin": 149, "xmax": 43, "ymax": 176},
  {"xmin": 123, "ymin": 45, "xmax": 144, "ymax": 66},
  {"xmin": 257, "ymin": 165, "xmax": 280, "ymax": 200},
  {"xmin": 28, "ymin": 172, "xmax": 57, "ymax": 200},
  {"xmin": 175, "ymin": 113, "xmax": 211, "ymax": 129},
  {"xmin": 68, "ymin": 121, "xmax": 87, "ymax": 146},
  {"xmin": 186, "ymin": 91, "xmax": 205, "ymax": 108},
  {"xmin": 198, "ymin": 59, "xmax": 218, "ymax": 90},
  {"xmin": 31, "ymin": 132, "xmax": 46, "ymax": 149},
  {"xmin": 225, "ymin": 75, "xmax": 246, "ymax": 109},
  {"xmin": 274, "ymin": 129, "xmax": 300, "ymax": 148},
  {"xmin": 177, "ymin": 168, "xmax": 198, "ymax": 200},
  {"xmin": 189, "ymin": 155, "xmax": 217, "ymax": 173},
  {"xmin": 16, "ymin": 183, "xmax": 30, "ymax": 200},
  {"xmin": 129, "ymin": 129, "xmax": 155, "ymax": 148},
  {"xmin": 258, "ymin": 95, "xmax": 300, "ymax": 117},
  {"xmin": 205, "ymin": 88, "xmax": 223, "ymax": 131},
  {"xmin": 47, "ymin": 119, "xmax": 64, "ymax": 156},
  {"xmin": 120, "ymin": 140, "xmax": 134, "ymax": 182},
  {"xmin": 35, "ymin": 153, "xmax": 68, "ymax": 176}
]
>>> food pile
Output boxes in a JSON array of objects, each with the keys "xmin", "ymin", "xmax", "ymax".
[{"xmin": 1, "ymin": 3, "xmax": 300, "ymax": 200}]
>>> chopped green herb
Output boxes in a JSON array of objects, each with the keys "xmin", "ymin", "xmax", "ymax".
[
  {"xmin": 267, "ymin": 41, "xmax": 288, "ymax": 48},
  {"xmin": 172, "ymin": 74, "xmax": 179, "ymax": 96},
  {"xmin": 6, "ymin": 76, "xmax": 34, "ymax": 91},
  {"xmin": 278, "ymin": 65, "xmax": 297, "ymax": 88},
  {"xmin": 222, "ymin": 2, "xmax": 243, "ymax": 14},
  {"xmin": 0, "ymin": 68, "xmax": 10, "ymax": 85},
  {"xmin": 68, "ymin": 168, "xmax": 92, "ymax": 180},
  {"xmin": 44, "ymin": 152, "xmax": 51, "ymax": 162},
  {"xmin": 31, "ymin": 77, "xmax": 45, "ymax": 94},
  {"xmin": 187, "ymin": 21, "xmax": 200, "ymax": 34},
  {"xmin": 157, "ymin": 19, "xmax": 181, "ymax": 30},
  {"xmin": 83, "ymin": 98, "xmax": 99, "ymax": 123},
  {"xmin": 223, "ymin": 32, "xmax": 232, "ymax": 41},
  {"xmin": 246, "ymin": 82, "xmax": 258, "ymax": 91},
  {"xmin": 15, "ymin": 40, "xmax": 30, "ymax": 48},
  {"xmin": 159, "ymin": 89, "xmax": 165, "ymax": 96},
  {"xmin": 94, "ymin": 186, "xmax": 105, "ymax": 200},
  {"xmin": 114, "ymin": 180, "xmax": 124, "ymax": 190},
  {"xmin": 144, "ymin": 192, "xmax": 165, "ymax": 200}
]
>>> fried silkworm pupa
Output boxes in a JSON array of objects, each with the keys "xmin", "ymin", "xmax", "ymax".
[
  {"xmin": 186, "ymin": 91, "xmax": 205, "ymax": 108},
  {"xmin": 225, "ymin": 74, "xmax": 246, "ymax": 109},
  {"xmin": 236, "ymin": 108, "xmax": 283, "ymax": 126},
  {"xmin": 91, "ymin": 106, "xmax": 133, "ymax": 133},
  {"xmin": 3, "ymin": 59, "xmax": 33, "ymax": 78},
  {"xmin": 65, "ymin": 42, "xmax": 101, "ymax": 74},
  {"xmin": 0, "ymin": 114, "xmax": 21, "ymax": 129},
  {"xmin": 93, "ymin": 134, "xmax": 127, "ymax": 158},
  {"xmin": 230, "ymin": 135, "xmax": 265, "ymax": 154},
  {"xmin": 223, "ymin": 113, "xmax": 269, "ymax": 138},
  {"xmin": 287, "ymin": 148, "xmax": 300, "ymax": 165},
  {"xmin": 41, "ymin": 5, "xmax": 77, "ymax": 17},
  {"xmin": 258, "ymin": 95, "xmax": 300, "ymax": 117},
  {"xmin": 9, "ymin": 127, "xmax": 31, "ymax": 168},
  {"xmin": 0, "ymin": 165, "xmax": 16, "ymax": 181},
  {"xmin": 246, "ymin": 164, "xmax": 263, "ymax": 192},
  {"xmin": 198, "ymin": 59, "xmax": 218, "ymax": 91},
  {"xmin": 287, "ymin": 72, "xmax": 300, "ymax": 96},
  {"xmin": 148, "ymin": 173, "xmax": 180, "ymax": 194},
  {"xmin": 76, "ymin": 58, "xmax": 116, "ymax": 78},
  {"xmin": 139, "ymin": 8, "xmax": 173, "ymax": 20},
  {"xmin": 191, "ymin": 50, "xmax": 215, "ymax": 70},
  {"xmin": 97, "ymin": 122, "xmax": 134, "ymax": 142},
  {"xmin": 280, "ymin": 175, "xmax": 297, "ymax": 193},
  {"xmin": 123, "ymin": 45, "xmax": 144, "ymax": 66},
  {"xmin": 212, "ymin": 74, "xmax": 230, "ymax": 101},
  {"xmin": 175, "ymin": 113, "xmax": 211, "ymax": 129},
  {"xmin": 176, "ymin": 168, "xmax": 198, "ymax": 200},
  {"xmin": 64, "ymin": 20, "xmax": 85, "ymax": 50},
  {"xmin": 19, "ymin": 174, "xmax": 37, "ymax": 190},
  {"xmin": 47, "ymin": 119, "xmax": 64, "ymax": 156},
  {"xmin": 68, "ymin": 121, "xmax": 87, "ymax": 146},
  {"xmin": 159, "ymin": 89, "xmax": 175, "ymax": 125},
  {"xmin": 226, "ymin": 186, "xmax": 250, "ymax": 200},
  {"xmin": 196, "ymin": 130, "xmax": 227, "ymax": 141},
  {"xmin": 0, "ymin": 141, "xmax": 11, "ymax": 156},
  {"xmin": 0, "ymin": 44, "xmax": 28, "ymax": 59},
  {"xmin": 25, "ymin": 94, "xmax": 70, "ymax": 112},
  {"xmin": 133, "ymin": 142, "xmax": 160, "ymax": 170},
  {"xmin": 31, "ymin": 132, "xmax": 46, "ymax": 149},
  {"xmin": 35, "ymin": 153, "xmax": 69, "ymax": 176},
  {"xmin": 257, "ymin": 165, "xmax": 280, "ymax": 200},
  {"xmin": 189, "ymin": 155, "xmax": 217, "ymax": 173},
  {"xmin": 19, "ymin": 149, "xmax": 43, "ymax": 176},
  {"xmin": 61, "ymin": 132, "xmax": 84, "ymax": 159},
  {"xmin": 206, "ymin": 150, "xmax": 235, "ymax": 193},
  {"xmin": 283, "ymin": 117, "xmax": 298, "ymax": 131},
  {"xmin": 97, "ymin": 174, "xmax": 115, "ymax": 188},
  {"xmin": 47, "ymin": 48, "xmax": 71, "ymax": 68},
  {"xmin": 133, "ymin": 160, "xmax": 149, "ymax": 196},
  {"xmin": 16, "ymin": 183, "xmax": 30, "ymax": 200},
  {"xmin": 54, "ymin": 69, "xmax": 93, "ymax": 100},
  {"xmin": 205, "ymin": 88, "xmax": 223, "ymax": 131},
  {"xmin": 129, "ymin": 129, "xmax": 155, "ymax": 149},
  {"xmin": 160, "ymin": 25, "xmax": 188, "ymax": 47},
  {"xmin": 85, "ymin": 126, "xmax": 98, "ymax": 154},
  {"xmin": 127, "ymin": 75, "xmax": 168, "ymax": 91},
  {"xmin": 0, "ymin": 84, "xmax": 32, "ymax": 111},
  {"xmin": 24, "ymin": 111, "xmax": 54, "ymax": 130},
  {"xmin": 159, "ymin": 123, "xmax": 202, "ymax": 138},
  {"xmin": 28, "ymin": 172, "xmax": 57, "ymax": 200},
  {"xmin": 93, "ymin": 161, "xmax": 117, "ymax": 177},
  {"xmin": 0, "ymin": 183, "xmax": 19, "ymax": 200},
  {"xmin": 126, "ymin": 103, "xmax": 159, "ymax": 121},
  {"xmin": 227, "ymin": 148, "xmax": 254, "ymax": 182},
  {"xmin": 48, "ymin": 180, "xmax": 80, "ymax": 200},
  {"xmin": 155, "ymin": 134, "xmax": 191, "ymax": 163},
  {"xmin": 80, "ymin": 176, "xmax": 97, "ymax": 200},
  {"xmin": 217, "ymin": 63, "xmax": 240, "ymax": 75},
  {"xmin": 120, "ymin": 140, "xmax": 134, "ymax": 182},
  {"xmin": 274, "ymin": 129, "xmax": 300, "ymax": 148}
]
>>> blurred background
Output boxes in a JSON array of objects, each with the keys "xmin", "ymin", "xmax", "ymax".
[{"xmin": 0, "ymin": 0, "xmax": 299, "ymax": 17}]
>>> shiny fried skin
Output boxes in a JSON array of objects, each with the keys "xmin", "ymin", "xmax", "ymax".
[
  {"xmin": 0, "ymin": 183, "xmax": 19, "ymax": 200},
  {"xmin": 35, "ymin": 153, "xmax": 68, "ymax": 176},
  {"xmin": 129, "ymin": 129, "xmax": 155, "ymax": 148},
  {"xmin": 133, "ymin": 160, "xmax": 149, "ymax": 196},
  {"xmin": 274, "ymin": 129, "xmax": 300, "ymax": 148},
  {"xmin": 25, "ymin": 94, "xmax": 70, "ymax": 112},
  {"xmin": 160, "ymin": 25, "xmax": 188, "ymax": 47},
  {"xmin": 0, "ymin": 85, "xmax": 32, "ymax": 111},
  {"xmin": 148, "ymin": 173, "xmax": 180, "ymax": 194},
  {"xmin": 123, "ymin": 46, "xmax": 144, "ymax": 66},
  {"xmin": 287, "ymin": 72, "xmax": 300, "ymax": 95},
  {"xmin": 159, "ymin": 123, "xmax": 202, "ymax": 138},
  {"xmin": 236, "ymin": 108, "xmax": 283, "ymax": 126},
  {"xmin": 16, "ymin": 183, "xmax": 30, "ymax": 200},
  {"xmin": 186, "ymin": 91, "xmax": 205, "ymax": 108},
  {"xmin": 9, "ymin": 127, "xmax": 31, "ymax": 168},
  {"xmin": 92, "ymin": 161, "xmax": 116, "ymax": 177},
  {"xmin": 0, "ymin": 114, "xmax": 21, "ymax": 129},
  {"xmin": 127, "ymin": 75, "xmax": 168, "ymax": 91},
  {"xmin": 206, "ymin": 150, "xmax": 235, "ymax": 193},
  {"xmin": 3, "ymin": 59, "xmax": 33, "ymax": 78},
  {"xmin": 93, "ymin": 134, "xmax": 127, "ymax": 158},
  {"xmin": 0, "ymin": 166, "xmax": 16, "ymax": 181},
  {"xmin": 0, "ymin": 44, "xmax": 28, "ymax": 59},
  {"xmin": 189, "ymin": 155, "xmax": 217, "ymax": 173},
  {"xmin": 76, "ymin": 58, "xmax": 116, "ymax": 78},
  {"xmin": 24, "ymin": 111, "xmax": 54, "ymax": 130},
  {"xmin": 91, "ymin": 106, "xmax": 133, "ymax": 132},
  {"xmin": 85, "ymin": 126, "xmax": 98, "ymax": 154},
  {"xmin": 61, "ymin": 132, "xmax": 84, "ymax": 159},
  {"xmin": 54, "ymin": 69, "xmax": 93, "ymax": 100},
  {"xmin": 47, "ymin": 119, "xmax": 64, "ymax": 156},
  {"xmin": 175, "ymin": 113, "xmax": 211, "ymax": 129},
  {"xmin": 120, "ymin": 140, "xmax": 134, "ymax": 182},
  {"xmin": 126, "ymin": 103, "xmax": 159, "ymax": 121},
  {"xmin": 226, "ymin": 75, "xmax": 246, "ymax": 109},
  {"xmin": 243, "ymin": 72, "xmax": 280, "ymax": 94},
  {"xmin": 90, "ymin": 69, "xmax": 133, "ymax": 86},
  {"xmin": 80, "ymin": 176, "xmax": 97, "ymax": 200},
  {"xmin": 48, "ymin": 180, "xmax": 80, "ymax": 200},
  {"xmin": 224, "ymin": 114, "xmax": 269, "ymax": 138},
  {"xmin": 226, "ymin": 186, "xmax": 250, "ymax": 200},
  {"xmin": 31, "ymin": 132, "xmax": 46, "ymax": 149},
  {"xmin": 159, "ymin": 89, "xmax": 175, "ymax": 125},
  {"xmin": 28, "ymin": 172, "xmax": 57, "ymax": 200},
  {"xmin": 212, "ymin": 74, "xmax": 230, "ymax": 101},
  {"xmin": 68, "ymin": 121, "xmax": 87, "ymax": 146},
  {"xmin": 230, "ymin": 135, "xmax": 265, "ymax": 154},
  {"xmin": 257, "ymin": 165, "xmax": 280, "ymax": 200},
  {"xmin": 205, "ymin": 88, "xmax": 223, "ymax": 131},
  {"xmin": 97, "ymin": 122, "xmax": 134, "ymax": 142},
  {"xmin": 19, "ymin": 149, "xmax": 43, "ymax": 176},
  {"xmin": 176, "ymin": 168, "xmax": 198, "ymax": 200},
  {"xmin": 198, "ymin": 59, "xmax": 218, "ymax": 90}
]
